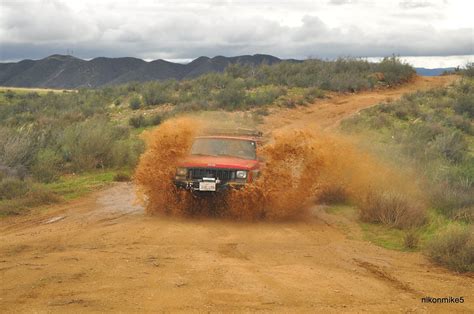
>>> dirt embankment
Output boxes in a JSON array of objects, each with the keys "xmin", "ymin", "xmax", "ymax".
[{"xmin": 1, "ymin": 75, "xmax": 472, "ymax": 313}]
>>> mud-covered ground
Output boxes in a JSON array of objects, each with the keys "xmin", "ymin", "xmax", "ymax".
[{"xmin": 1, "ymin": 75, "xmax": 472, "ymax": 313}]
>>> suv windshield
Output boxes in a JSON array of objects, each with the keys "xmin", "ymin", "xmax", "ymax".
[{"xmin": 191, "ymin": 138, "xmax": 257, "ymax": 160}]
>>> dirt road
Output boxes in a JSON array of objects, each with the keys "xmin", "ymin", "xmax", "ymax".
[
  {"xmin": 1, "ymin": 75, "xmax": 472, "ymax": 313},
  {"xmin": 262, "ymin": 75, "xmax": 458, "ymax": 132}
]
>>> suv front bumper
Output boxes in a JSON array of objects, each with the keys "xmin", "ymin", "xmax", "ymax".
[{"xmin": 174, "ymin": 178, "xmax": 246, "ymax": 192}]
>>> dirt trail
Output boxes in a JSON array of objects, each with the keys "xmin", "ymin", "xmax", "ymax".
[
  {"xmin": 1, "ymin": 75, "xmax": 472, "ymax": 313},
  {"xmin": 262, "ymin": 75, "xmax": 458, "ymax": 133}
]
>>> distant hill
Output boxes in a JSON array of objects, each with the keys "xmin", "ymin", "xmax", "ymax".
[
  {"xmin": 0, "ymin": 54, "xmax": 281, "ymax": 89},
  {"xmin": 415, "ymin": 67, "xmax": 455, "ymax": 76}
]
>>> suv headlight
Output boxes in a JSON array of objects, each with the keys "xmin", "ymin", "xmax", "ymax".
[
  {"xmin": 236, "ymin": 170, "xmax": 247, "ymax": 179},
  {"xmin": 176, "ymin": 167, "xmax": 187, "ymax": 176}
]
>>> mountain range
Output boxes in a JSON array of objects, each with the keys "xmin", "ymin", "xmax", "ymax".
[
  {"xmin": 0, "ymin": 54, "xmax": 454, "ymax": 89},
  {"xmin": 0, "ymin": 54, "xmax": 281, "ymax": 89}
]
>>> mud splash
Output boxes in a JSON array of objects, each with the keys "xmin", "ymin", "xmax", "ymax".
[
  {"xmin": 134, "ymin": 117, "xmax": 198, "ymax": 216},
  {"xmin": 135, "ymin": 117, "xmax": 426, "ymax": 224}
]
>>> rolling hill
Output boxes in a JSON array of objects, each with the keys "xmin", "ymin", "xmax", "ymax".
[
  {"xmin": 0, "ymin": 54, "xmax": 454, "ymax": 89},
  {"xmin": 0, "ymin": 54, "xmax": 281, "ymax": 89}
]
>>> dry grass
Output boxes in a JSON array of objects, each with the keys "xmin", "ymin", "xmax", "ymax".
[
  {"xmin": 403, "ymin": 229, "xmax": 419, "ymax": 249},
  {"xmin": 113, "ymin": 173, "xmax": 131, "ymax": 182},
  {"xmin": 426, "ymin": 225, "xmax": 474, "ymax": 273},
  {"xmin": 358, "ymin": 190, "xmax": 426, "ymax": 229},
  {"xmin": 0, "ymin": 86, "xmax": 74, "ymax": 94}
]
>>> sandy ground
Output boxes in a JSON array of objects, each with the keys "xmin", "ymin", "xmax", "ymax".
[{"xmin": 1, "ymin": 75, "xmax": 472, "ymax": 313}]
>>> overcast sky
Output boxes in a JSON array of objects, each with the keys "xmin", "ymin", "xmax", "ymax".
[{"xmin": 0, "ymin": 0, "xmax": 473, "ymax": 67}]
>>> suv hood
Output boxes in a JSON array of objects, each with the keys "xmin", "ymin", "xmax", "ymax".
[{"xmin": 178, "ymin": 155, "xmax": 259, "ymax": 170}]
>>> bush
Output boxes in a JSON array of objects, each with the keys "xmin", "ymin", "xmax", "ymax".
[
  {"xmin": 245, "ymin": 85, "xmax": 286, "ymax": 107},
  {"xmin": 426, "ymin": 225, "xmax": 474, "ymax": 272},
  {"xmin": 23, "ymin": 187, "xmax": 62, "ymax": 206},
  {"xmin": 32, "ymin": 149, "xmax": 62, "ymax": 183},
  {"xmin": 431, "ymin": 184, "xmax": 474, "ymax": 221},
  {"xmin": 376, "ymin": 56, "xmax": 415, "ymax": 85},
  {"xmin": 0, "ymin": 129, "xmax": 37, "ymax": 169},
  {"xmin": 142, "ymin": 81, "xmax": 174, "ymax": 106},
  {"xmin": 303, "ymin": 87, "xmax": 325, "ymax": 101},
  {"xmin": 147, "ymin": 113, "xmax": 163, "ymax": 126},
  {"xmin": 462, "ymin": 62, "xmax": 474, "ymax": 78},
  {"xmin": 404, "ymin": 230, "xmax": 419, "ymax": 249},
  {"xmin": 0, "ymin": 178, "xmax": 30, "ymax": 200},
  {"xmin": 215, "ymin": 82, "xmax": 246, "ymax": 110},
  {"xmin": 129, "ymin": 96, "xmax": 141, "ymax": 110},
  {"xmin": 129, "ymin": 114, "xmax": 146, "ymax": 128},
  {"xmin": 358, "ymin": 190, "xmax": 426, "ymax": 229},
  {"xmin": 430, "ymin": 131, "xmax": 468, "ymax": 163},
  {"xmin": 61, "ymin": 117, "xmax": 128, "ymax": 171},
  {"xmin": 454, "ymin": 94, "xmax": 474, "ymax": 118},
  {"xmin": 111, "ymin": 138, "xmax": 144, "ymax": 168}
]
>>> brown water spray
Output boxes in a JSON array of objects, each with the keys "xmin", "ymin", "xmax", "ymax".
[{"xmin": 135, "ymin": 117, "xmax": 426, "ymax": 224}]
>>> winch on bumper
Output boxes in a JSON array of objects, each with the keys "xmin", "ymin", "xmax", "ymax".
[{"xmin": 174, "ymin": 167, "xmax": 248, "ymax": 192}]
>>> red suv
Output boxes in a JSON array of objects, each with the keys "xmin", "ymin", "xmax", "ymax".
[{"xmin": 174, "ymin": 130, "xmax": 262, "ymax": 192}]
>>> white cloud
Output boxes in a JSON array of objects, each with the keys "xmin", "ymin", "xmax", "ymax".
[{"xmin": 0, "ymin": 0, "xmax": 472, "ymax": 62}]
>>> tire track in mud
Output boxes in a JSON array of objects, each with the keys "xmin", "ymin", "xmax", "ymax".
[{"xmin": 353, "ymin": 258, "xmax": 420, "ymax": 296}]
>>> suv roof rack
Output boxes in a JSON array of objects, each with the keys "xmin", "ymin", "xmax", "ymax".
[{"xmin": 202, "ymin": 128, "xmax": 263, "ymax": 137}]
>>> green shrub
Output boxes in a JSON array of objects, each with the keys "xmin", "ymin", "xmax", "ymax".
[
  {"xmin": 61, "ymin": 117, "xmax": 127, "ymax": 171},
  {"xmin": 129, "ymin": 96, "xmax": 141, "ymax": 110},
  {"xmin": 245, "ymin": 85, "xmax": 286, "ymax": 107},
  {"xmin": 0, "ymin": 130, "xmax": 37, "ymax": 169},
  {"xmin": 147, "ymin": 113, "xmax": 163, "ymax": 126},
  {"xmin": 376, "ymin": 56, "xmax": 415, "ymax": 85},
  {"xmin": 32, "ymin": 149, "xmax": 62, "ymax": 183},
  {"xmin": 129, "ymin": 114, "xmax": 146, "ymax": 128},
  {"xmin": 454, "ymin": 93, "xmax": 474, "ymax": 118},
  {"xmin": 142, "ymin": 81, "xmax": 174, "ymax": 106},
  {"xmin": 215, "ymin": 81, "xmax": 246, "ymax": 109},
  {"xmin": 303, "ymin": 87, "xmax": 325, "ymax": 101},
  {"xmin": 111, "ymin": 138, "xmax": 144, "ymax": 168},
  {"xmin": 430, "ymin": 131, "xmax": 468, "ymax": 163},
  {"xmin": 426, "ymin": 225, "xmax": 474, "ymax": 272},
  {"xmin": 431, "ymin": 185, "xmax": 474, "ymax": 221}
]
